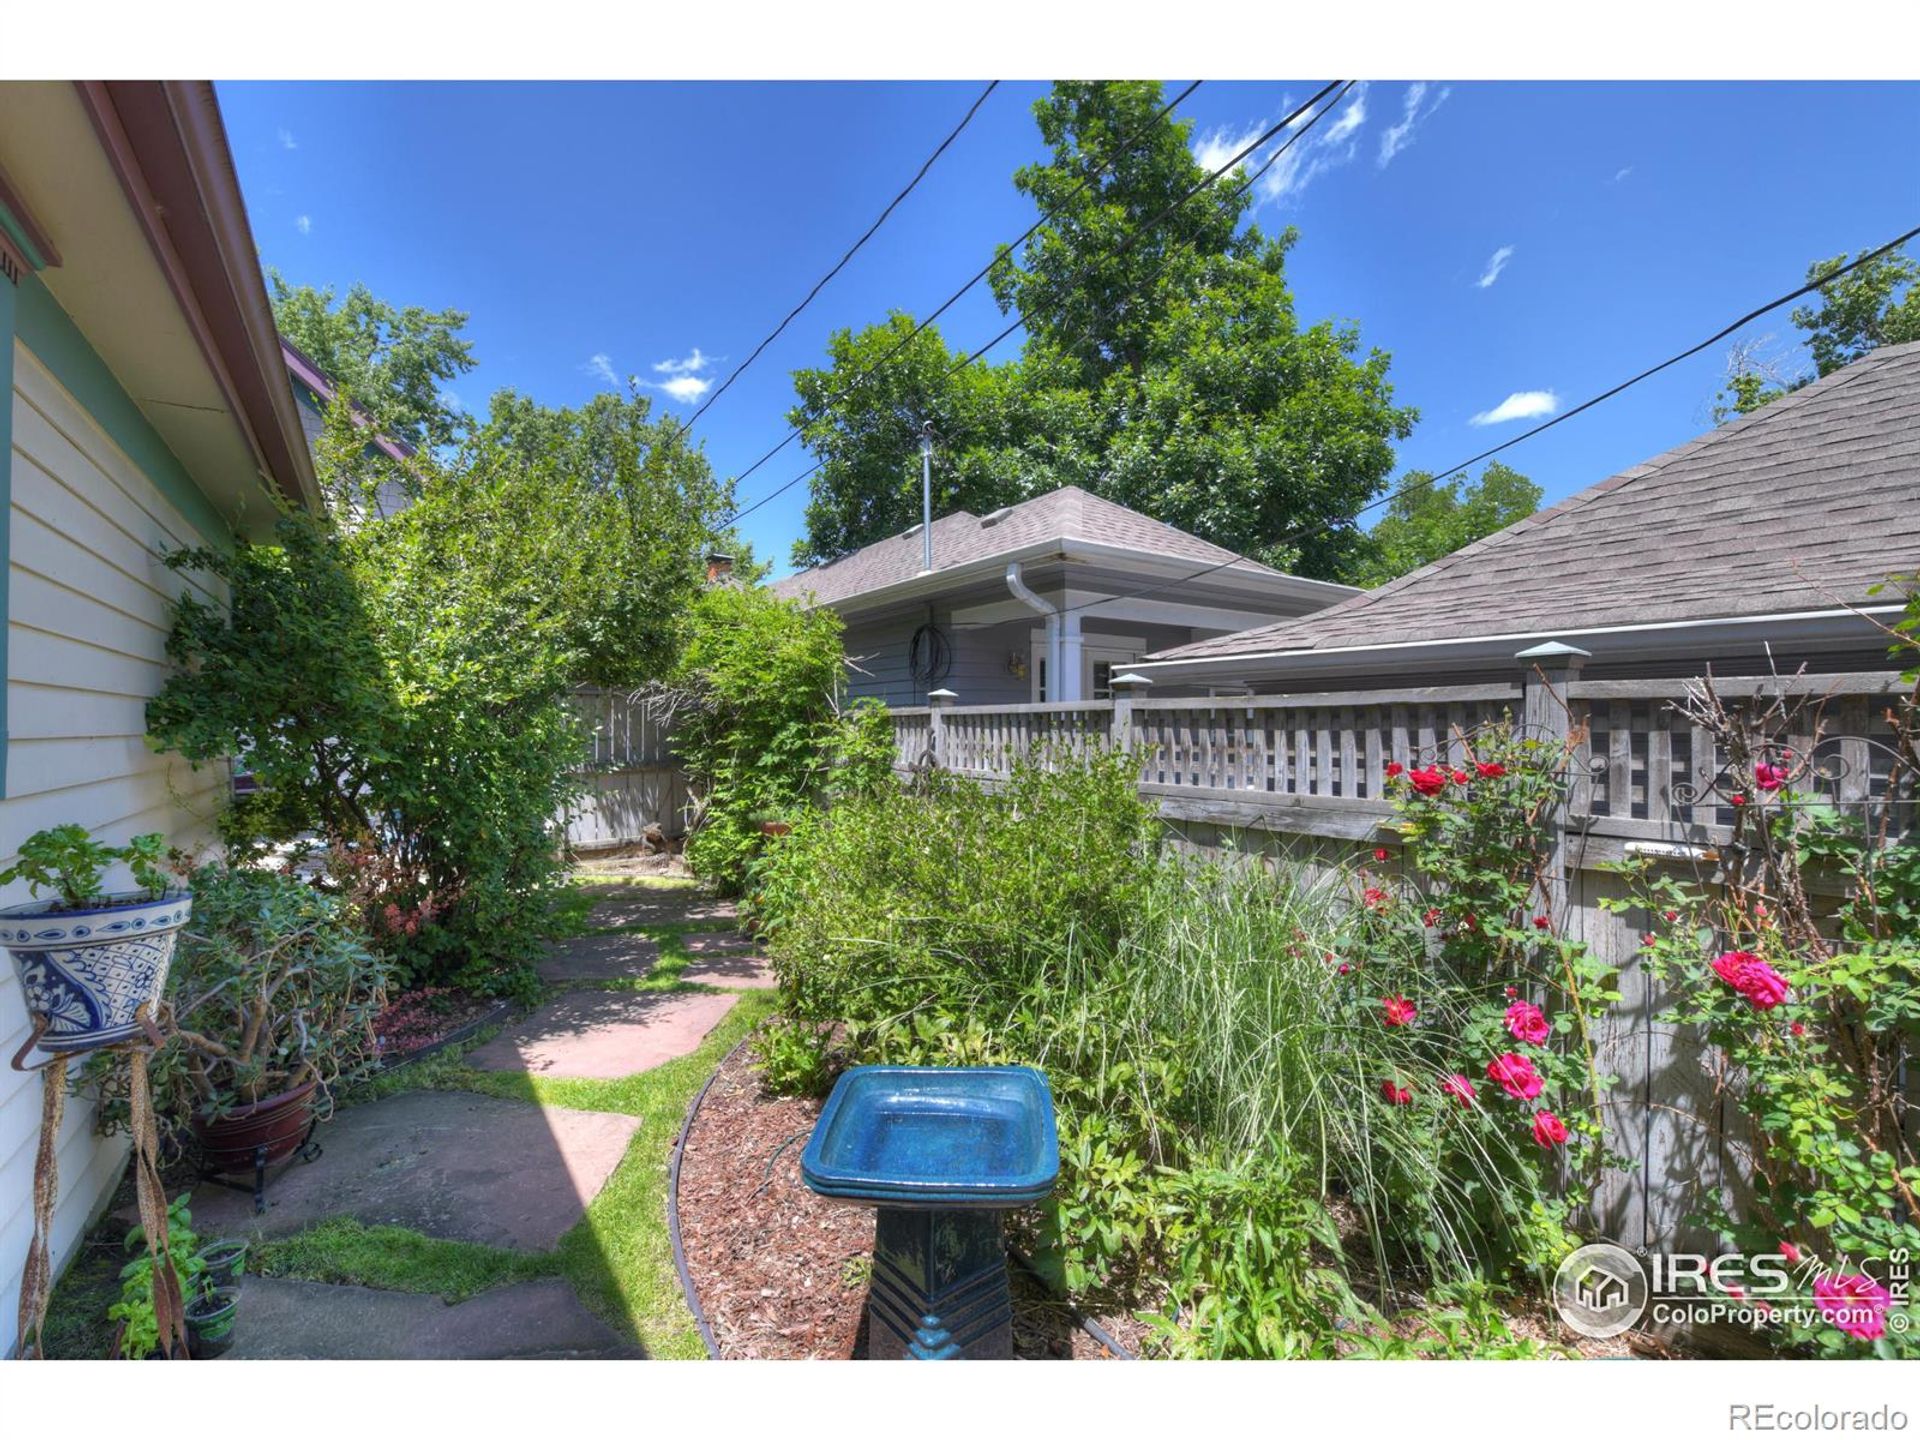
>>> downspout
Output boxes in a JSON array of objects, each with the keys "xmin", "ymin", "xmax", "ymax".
[{"xmin": 1005, "ymin": 562, "xmax": 1062, "ymax": 701}]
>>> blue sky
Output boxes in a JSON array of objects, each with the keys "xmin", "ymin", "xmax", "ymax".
[{"xmin": 218, "ymin": 80, "xmax": 1920, "ymax": 578}]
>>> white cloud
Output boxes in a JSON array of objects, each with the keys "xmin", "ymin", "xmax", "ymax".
[
  {"xmin": 1191, "ymin": 83, "xmax": 1375, "ymax": 209},
  {"xmin": 1613, "ymin": 166, "xmax": 1633, "ymax": 183},
  {"xmin": 277, "ymin": 127, "xmax": 297, "ymax": 151},
  {"xmin": 584, "ymin": 353, "xmax": 621, "ymax": 389},
  {"xmin": 1475, "ymin": 244, "xmax": 1516, "ymax": 289},
  {"xmin": 1377, "ymin": 81, "xmax": 1450, "ymax": 167},
  {"xmin": 638, "ymin": 348, "xmax": 718, "ymax": 404},
  {"xmin": 295, "ymin": 214, "xmax": 312, "ymax": 236},
  {"xmin": 651, "ymin": 348, "xmax": 714, "ymax": 377},
  {"xmin": 1470, "ymin": 390, "xmax": 1558, "ymax": 426},
  {"xmin": 439, "ymin": 389, "xmax": 464, "ymax": 413}
]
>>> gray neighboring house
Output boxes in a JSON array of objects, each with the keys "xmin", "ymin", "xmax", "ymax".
[
  {"xmin": 770, "ymin": 485, "xmax": 1357, "ymax": 705},
  {"xmin": 1137, "ymin": 340, "xmax": 1920, "ymax": 693}
]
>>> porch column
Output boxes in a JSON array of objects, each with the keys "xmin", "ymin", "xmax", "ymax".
[{"xmin": 1058, "ymin": 611, "xmax": 1084, "ymax": 702}]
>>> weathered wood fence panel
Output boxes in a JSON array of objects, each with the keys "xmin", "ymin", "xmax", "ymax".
[
  {"xmin": 888, "ymin": 668, "xmax": 1913, "ymax": 1255},
  {"xmin": 564, "ymin": 686, "xmax": 686, "ymax": 849}
]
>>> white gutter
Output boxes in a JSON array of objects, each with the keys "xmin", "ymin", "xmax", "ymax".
[
  {"xmin": 1005, "ymin": 562, "xmax": 1064, "ymax": 701},
  {"xmin": 1133, "ymin": 605, "xmax": 1906, "ymax": 682}
]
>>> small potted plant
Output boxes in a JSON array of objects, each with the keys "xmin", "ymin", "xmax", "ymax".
[
  {"xmin": 0, "ymin": 826, "xmax": 189, "ymax": 1055},
  {"xmin": 184, "ymin": 1286, "xmax": 239, "ymax": 1360},
  {"xmin": 196, "ymin": 1238, "xmax": 250, "ymax": 1288}
]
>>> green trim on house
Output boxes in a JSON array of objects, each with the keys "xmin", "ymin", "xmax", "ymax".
[
  {"xmin": 1, "ymin": 275, "xmax": 16, "ymax": 796},
  {"xmin": 13, "ymin": 272, "xmax": 233, "ymax": 550},
  {"xmin": 0, "ymin": 202, "xmax": 51, "ymax": 272}
]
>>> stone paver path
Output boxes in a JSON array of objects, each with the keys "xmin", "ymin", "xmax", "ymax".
[
  {"xmin": 225, "ymin": 1276, "xmax": 642, "ymax": 1359},
  {"xmin": 469, "ymin": 990, "xmax": 739, "ymax": 1080},
  {"xmin": 188, "ymin": 1090, "xmax": 641, "ymax": 1250},
  {"xmin": 190, "ymin": 877, "xmax": 765, "ymax": 1359}
]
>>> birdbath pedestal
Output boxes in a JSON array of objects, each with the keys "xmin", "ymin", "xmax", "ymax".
[{"xmin": 801, "ymin": 1065, "xmax": 1059, "ymax": 1360}]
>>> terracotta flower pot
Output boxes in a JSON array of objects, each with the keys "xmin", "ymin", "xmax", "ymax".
[
  {"xmin": 0, "ymin": 892, "xmax": 192, "ymax": 1055},
  {"xmin": 193, "ymin": 1080, "xmax": 319, "ymax": 1174}
]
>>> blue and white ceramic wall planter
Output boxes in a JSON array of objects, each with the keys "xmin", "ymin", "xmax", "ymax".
[{"xmin": 0, "ymin": 892, "xmax": 193, "ymax": 1055}]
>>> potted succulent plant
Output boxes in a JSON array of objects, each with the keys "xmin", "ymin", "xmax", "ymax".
[
  {"xmin": 90, "ymin": 863, "xmax": 390, "ymax": 1182},
  {"xmin": 0, "ymin": 826, "xmax": 189, "ymax": 1056}
]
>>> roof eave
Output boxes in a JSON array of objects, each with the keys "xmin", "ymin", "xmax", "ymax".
[
  {"xmin": 1134, "ymin": 605, "xmax": 1905, "ymax": 683},
  {"xmin": 76, "ymin": 80, "xmax": 322, "ymax": 516}
]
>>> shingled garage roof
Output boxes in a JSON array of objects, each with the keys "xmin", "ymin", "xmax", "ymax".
[
  {"xmin": 1145, "ymin": 340, "xmax": 1920, "ymax": 669},
  {"xmin": 770, "ymin": 485, "xmax": 1282, "ymax": 607}
]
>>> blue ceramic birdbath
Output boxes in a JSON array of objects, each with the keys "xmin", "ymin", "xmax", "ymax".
[{"xmin": 801, "ymin": 1065, "xmax": 1059, "ymax": 1360}]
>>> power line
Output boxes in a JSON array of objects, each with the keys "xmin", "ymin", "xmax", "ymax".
[
  {"xmin": 719, "ymin": 80, "xmax": 1209, "ymax": 508},
  {"xmin": 1014, "ymin": 221, "xmax": 1920, "ymax": 626},
  {"xmin": 726, "ymin": 80, "xmax": 1347, "ymax": 530},
  {"xmin": 684, "ymin": 81, "xmax": 1000, "ymax": 432}
]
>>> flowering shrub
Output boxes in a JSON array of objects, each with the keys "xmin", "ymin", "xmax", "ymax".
[
  {"xmin": 1328, "ymin": 720, "xmax": 1622, "ymax": 1279},
  {"xmin": 1610, "ymin": 665, "xmax": 1920, "ymax": 1358}
]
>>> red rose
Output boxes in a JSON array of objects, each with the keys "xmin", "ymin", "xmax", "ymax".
[
  {"xmin": 1381, "ymin": 995, "xmax": 1417, "ymax": 1027},
  {"xmin": 1337, "ymin": 962, "xmax": 1353, "ymax": 976},
  {"xmin": 1504, "ymin": 999, "xmax": 1550, "ymax": 1046},
  {"xmin": 1532, "ymin": 914, "xmax": 1551, "ymax": 929},
  {"xmin": 1408, "ymin": 765, "xmax": 1447, "ymax": 797},
  {"xmin": 1440, "ymin": 1073, "xmax": 1477, "ymax": 1109},
  {"xmin": 1423, "ymin": 907, "xmax": 1442, "ymax": 927},
  {"xmin": 1530, "ymin": 1110, "xmax": 1569, "ymax": 1147},
  {"xmin": 1504, "ymin": 985, "xmax": 1518, "ymax": 999},
  {"xmin": 1486, "ymin": 1052, "xmax": 1544, "ymax": 1101},
  {"xmin": 1730, "ymin": 793, "xmax": 1748, "ymax": 807},
  {"xmin": 1380, "ymin": 1080, "xmax": 1413, "ymax": 1106},
  {"xmin": 1475, "ymin": 761, "xmax": 1506, "ymax": 778},
  {"xmin": 1789, "ymin": 1020, "xmax": 1806, "ymax": 1038},
  {"xmin": 1385, "ymin": 760, "xmax": 1405, "ymax": 778},
  {"xmin": 1754, "ymin": 761, "xmax": 1788, "ymax": 792},
  {"xmin": 1374, "ymin": 847, "xmax": 1390, "ymax": 862},
  {"xmin": 1363, "ymin": 886, "xmax": 1390, "ymax": 911},
  {"xmin": 1451, "ymin": 769, "xmax": 1471, "ymax": 785}
]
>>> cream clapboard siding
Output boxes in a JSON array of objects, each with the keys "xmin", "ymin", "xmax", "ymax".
[{"xmin": 1, "ymin": 340, "xmax": 228, "ymax": 1353}]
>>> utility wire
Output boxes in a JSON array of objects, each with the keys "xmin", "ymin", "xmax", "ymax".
[
  {"xmin": 719, "ymin": 80, "xmax": 1209, "ymax": 511},
  {"xmin": 684, "ymin": 81, "xmax": 1000, "ymax": 432},
  {"xmin": 726, "ymin": 80, "xmax": 1344, "ymax": 529},
  {"xmin": 1001, "ymin": 220, "xmax": 1920, "ymax": 627}
]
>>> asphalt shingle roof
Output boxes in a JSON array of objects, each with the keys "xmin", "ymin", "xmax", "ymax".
[
  {"xmin": 770, "ymin": 485, "xmax": 1279, "ymax": 607},
  {"xmin": 1149, "ymin": 341, "xmax": 1920, "ymax": 663}
]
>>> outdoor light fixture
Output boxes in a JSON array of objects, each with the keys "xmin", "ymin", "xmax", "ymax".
[{"xmin": 801, "ymin": 1065, "xmax": 1059, "ymax": 1360}]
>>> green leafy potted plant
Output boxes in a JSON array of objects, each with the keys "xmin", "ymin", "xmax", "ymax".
[
  {"xmin": 0, "ymin": 826, "xmax": 190, "ymax": 1056},
  {"xmin": 91, "ymin": 864, "xmax": 390, "ymax": 1181},
  {"xmin": 109, "ymin": 1196, "xmax": 207, "ymax": 1360}
]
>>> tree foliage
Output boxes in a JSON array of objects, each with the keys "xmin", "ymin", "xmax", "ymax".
[
  {"xmin": 1344, "ymin": 462, "xmax": 1541, "ymax": 588},
  {"xmin": 1719, "ymin": 246, "xmax": 1920, "ymax": 420},
  {"xmin": 788, "ymin": 82, "xmax": 1416, "ymax": 580},
  {"xmin": 269, "ymin": 271, "xmax": 476, "ymax": 450}
]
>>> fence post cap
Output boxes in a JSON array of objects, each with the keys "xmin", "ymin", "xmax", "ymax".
[
  {"xmin": 1515, "ymin": 641, "xmax": 1591, "ymax": 663},
  {"xmin": 1109, "ymin": 672, "xmax": 1153, "ymax": 692},
  {"xmin": 927, "ymin": 688, "xmax": 959, "ymax": 705}
]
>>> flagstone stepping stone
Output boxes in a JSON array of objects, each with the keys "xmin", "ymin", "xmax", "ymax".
[
  {"xmin": 539, "ymin": 930, "xmax": 664, "ymax": 983},
  {"xmin": 219, "ymin": 1275, "xmax": 642, "ymax": 1359},
  {"xmin": 468, "ymin": 990, "xmax": 738, "ymax": 1081},
  {"xmin": 673, "ymin": 951, "xmax": 776, "ymax": 990},
  {"xmin": 184, "ymin": 1090, "xmax": 641, "ymax": 1251},
  {"xmin": 678, "ymin": 930, "xmax": 759, "ymax": 956}
]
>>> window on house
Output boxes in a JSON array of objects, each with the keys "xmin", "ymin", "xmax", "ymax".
[{"xmin": 1091, "ymin": 661, "xmax": 1116, "ymax": 700}]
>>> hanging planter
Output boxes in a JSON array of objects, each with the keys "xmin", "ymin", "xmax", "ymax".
[{"xmin": 0, "ymin": 828, "xmax": 188, "ymax": 1059}]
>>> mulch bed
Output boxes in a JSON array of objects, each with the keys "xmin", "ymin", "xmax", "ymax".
[
  {"xmin": 372, "ymin": 987, "xmax": 507, "ymax": 1066},
  {"xmin": 674, "ymin": 1042, "xmax": 1139, "ymax": 1360}
]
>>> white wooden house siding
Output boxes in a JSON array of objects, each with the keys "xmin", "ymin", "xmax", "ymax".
[{"xmin": 1, "ymin": 340, "xmax": 228, "ymax": 1350}]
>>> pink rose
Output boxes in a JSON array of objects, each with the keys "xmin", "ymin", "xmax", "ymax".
[
  {"xmin": 1440, "ymin": 1074, "xmax": 1477, "ymax": 1109},
  {"xmin": 1711, "ymin": 950, "xmax": 1790, "ymax": 1011},
  {"xmin": 1754, "ymin": 761, "xmax": 1788, "ymax": 792},
  {"xmin": 1530, "ymin": 1110, "xmax": 1569, "ymax": 1147},
  {"xmin": 1486, "ymin": 1052, "xmax": 1544, "ymax": 1101},
  {"xmin": 1381, "ymin": 995, "xmax": 1417, "ymax": 1027},
  {"xmin": 1813, "ymin": 1273, "xmax": 1893, "ymax": 1341},
  {"xmin": 1779, "ymin": 1241, "xmax": 1804, "ymax": 1267},
  {"xmin": 1504, "ymin": 999, "xmax": 1550, "ymax": 1046}
]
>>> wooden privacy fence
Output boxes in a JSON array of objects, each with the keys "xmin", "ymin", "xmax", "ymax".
[
  {"xmin": 564, "ymin": 685, "xmax": 688, "ymax": 850},
  {"xmin": 890, "ymin": 664, "xmax": 1916, "ymax": 1254}
]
